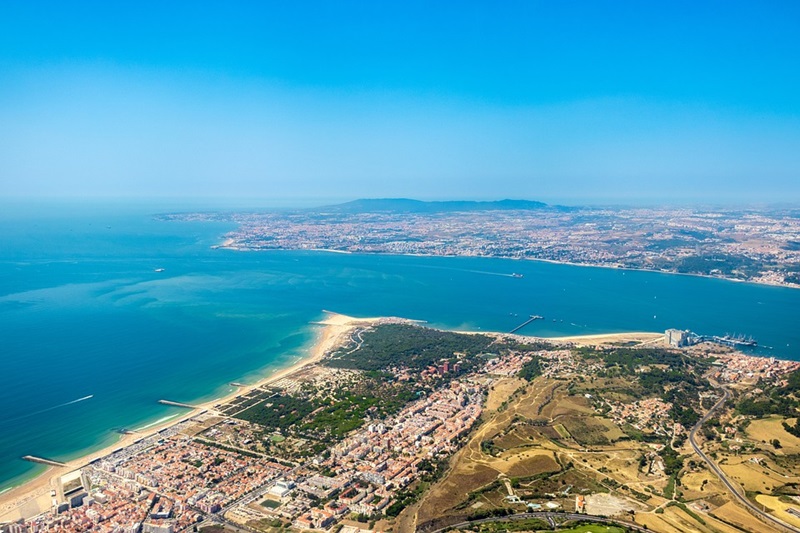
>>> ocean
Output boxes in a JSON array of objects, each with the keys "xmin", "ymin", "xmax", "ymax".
[{"xmin": 1, "ymin": 202, "xmax": 798, "ymax": 490}]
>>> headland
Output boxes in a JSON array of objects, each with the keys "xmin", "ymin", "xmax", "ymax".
[
  {"xmin": 4, "ymin": 313, "xmax": 800, "ymax": 533},
  {"xmin": 0, "ymin": 312, "xmax": 653, "ymax": 519}
]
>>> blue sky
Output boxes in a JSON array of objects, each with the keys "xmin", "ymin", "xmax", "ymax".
[{"xmin": 1, "ymin": 1, "xmax": 799, "ymax": 204}]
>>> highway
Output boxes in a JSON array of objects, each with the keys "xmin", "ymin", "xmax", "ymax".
[{"xmin": 689, "ymin": 386, "xmax": 800, "ymax": 533}]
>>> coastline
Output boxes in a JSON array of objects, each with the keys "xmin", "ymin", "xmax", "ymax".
[
  {"xmin": 541, "ymin": 331, "xmax": 665, "ymax": 344},
  {"xmin": 0, "ymin": 313, "xmax": 758, "ymax": 521},
  {"xmin": 0, "ymin": 311, "xmax": 381, "ymax": 521},
  {"xmin": 217, "ymin": 243, "xmax": 800, "ymax": 291}
]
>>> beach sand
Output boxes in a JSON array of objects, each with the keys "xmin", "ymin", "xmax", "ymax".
[
  {"xmin": 543, "ymin": 331, "xmax": 665, "ymax": 345},
  {"xmin": 0, "ymin": 311, "xmax": 382, "ymax": 521},
  {"xmin": 0, "ymin": 313, "xmax": 662, "ymax": 521}
]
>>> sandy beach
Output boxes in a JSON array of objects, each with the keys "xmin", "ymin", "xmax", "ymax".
[
  {"xmin": 0, "ymin": 313, "xmax": 661, "ymax": 521},
  {"xmin": 0, "ymin": 311, "xmax": 382, "ymax": 521},
  {"xmin": 543, "ymin": 331, "xmax": 665, "ymax": 345}
]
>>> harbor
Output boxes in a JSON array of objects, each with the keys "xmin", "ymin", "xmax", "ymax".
[{"xmin": 666, "ymin": 328, "xmax": 759, "ymax": 349}]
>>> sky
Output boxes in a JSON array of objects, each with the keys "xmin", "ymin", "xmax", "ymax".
[{"xmin": 1, "ymin": 1, "xmax": 799, "ymax": 205}]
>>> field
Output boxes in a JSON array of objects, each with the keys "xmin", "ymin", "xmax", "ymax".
[
  {"xmin": 411, "ymin": 378, "xmax": 564, "ymax": 528},
  {"xmin": 543, "ymin": 526, "xmax": 626, "ymax": 533},
  {"xmin": 635, "ymin": 504, "xmax": 749, "ymax": 533},
  {"xmin": 485, "ymin": 377, "xmax": 527, "ymax": 411},
  {"xmin": 755, "ymin": 495, "xmax": 800, "ymax": 528},
  {"xmin": 409, "ymin": 375, "xmax": 664, "ymax": 532},
  {"xmin": 747, "ymin": 416, "xmax": 800, "ymax": 454},
  {"xmin": 677, "ymin": 469, "xmax": 727, "ymax": 502},
  {"xmin": 381, "ymin": 330, "xmax": 800, "ymax": 533},
  {"xmin": 407, "ymin": 365, "xmax": 800, "ymax": 533},
  {"xmin": 719, "ymin": 456, "xmax": 790, "ymax": 493},
  {"xmin": 709, "ymin": 501, "xmax": 782, "ymax": 532}
]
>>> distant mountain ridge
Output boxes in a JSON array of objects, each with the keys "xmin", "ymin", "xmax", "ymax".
[{"xmin": 319, "ymin": 198, "xmax": 552, "ymax": 213}]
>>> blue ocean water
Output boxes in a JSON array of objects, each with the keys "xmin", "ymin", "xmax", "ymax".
[{"xmin": 1, "ymin": 202, "xmax": 799, "ymax": 490}]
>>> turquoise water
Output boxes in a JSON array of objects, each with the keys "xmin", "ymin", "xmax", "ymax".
[{"xmin": 1, "ymin": 203, "xmax": 799, "ymax": 490}]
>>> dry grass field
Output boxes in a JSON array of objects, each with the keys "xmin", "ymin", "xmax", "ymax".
[
  {"xmin": 401, "ymin": 364, "xmax": 800, "ymax": 533},
  {"xmin": 711, "ymin": 501, "xmax": 785, "ymax": 532},
  {"xmin": 679, "ymin": 469, "xmax": 728, "ymax": 501},
  {"xmin": 411, "ymin": 378, "xmax": 563, "ymax": 527},
  {"xmin": 755, "ymin": 494, "xmax": 800, "ymax": 528},
  {"xmin": 747, "ymin": 416, "xmax": 800, "ymax": 454},
  {"xmin": 484, "ymin": 377, "xmax": 528, "ymax": 411},
  {"xmin": 719, "ymin": 456, "xmax": 790, "ymax": 493},
  {"xmin": 636, "ymin": 504, "xmax": 758, "ymax": 533},
  {"xmin": 408, "ymin": 376, "xmax": 668, "ymax": 531}
]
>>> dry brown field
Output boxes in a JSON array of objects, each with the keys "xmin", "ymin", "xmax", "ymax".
[{"xmin": 747, "ymin": 416, "xmax": 800, "ymax": 454}]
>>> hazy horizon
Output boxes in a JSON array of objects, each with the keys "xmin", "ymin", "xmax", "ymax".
[{"xmin": 2, "ymin": 2, "xmax": 799, "ymax": 205}]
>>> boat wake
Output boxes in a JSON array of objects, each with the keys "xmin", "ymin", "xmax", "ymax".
[
  {"xmin": 62, "ymin": 395, "xmax": 94, "ymax": 406},
  {"xmin": 407, "ymin": 263, "xmax": 521, "ymax": 278},
  {"xmin": 1, "ymin": 395, "xmax": 94, "ymax": 424}
]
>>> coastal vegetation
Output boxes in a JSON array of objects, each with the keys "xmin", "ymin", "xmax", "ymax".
[
  {"xmin": 326, "ymin": 323, "xmax": 495, "ymax": 373},
  {"xmin": 736, "ymin": 367, "xmax": 800, "ymax": 420},
  {"xmin": 517, "ymin": 356, "xmax": 543, "ymax": 381},
  {"xmin": 231, "ymin": 324, "xmax": 510, "ymax": 459}
]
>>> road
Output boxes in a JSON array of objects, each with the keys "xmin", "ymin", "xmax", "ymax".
[
  {"xmin": 689, "ymin": 386, "xmax": 800, "ymax": 533},
  {"xmin": 423, "ymin": 511, "xmax": 650, "ymax": 533}
]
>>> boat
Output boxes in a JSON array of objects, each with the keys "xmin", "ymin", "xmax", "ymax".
[
  {"xmin": 511, "ymin": 273, "xmax": 523, "ymax": 278},
  {"xmin": 154, "ymin": 268, "xmax": 165, "ymax": 273}
]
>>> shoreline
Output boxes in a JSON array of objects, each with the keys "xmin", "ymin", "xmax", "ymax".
[
  {"xmin": 216, "ymin": 244, "xmax": 800, "ymax": 291},
  {"xmin": 0, "ymin": 313, "xmax": 776, "ymax": 520},
  {"xmin": 0, "ymin": 311, "xmax": 382, "ymax": 521}
]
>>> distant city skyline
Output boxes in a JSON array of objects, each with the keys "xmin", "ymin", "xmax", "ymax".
[{"xmin": 1, "ymin": 1, "xmax": 799, "ymax": 204}]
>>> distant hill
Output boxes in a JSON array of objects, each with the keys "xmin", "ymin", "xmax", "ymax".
[{"xmin": 319, "ymin": 198, "xmax": 552, "ymax": 214}]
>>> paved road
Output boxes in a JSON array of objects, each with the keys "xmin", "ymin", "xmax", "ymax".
[
  {"xmin": 689, "ymin": 386, "xmax": 800, "ymax": 533},
  {"xmin": 423, "ymin": 511, "xmax": 650, "ymax": 533}
]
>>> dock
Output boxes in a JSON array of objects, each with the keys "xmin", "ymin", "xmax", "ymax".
[
  {"xmin": 22, "ymin": 455, "xmax": 66, "ymax": 467},
  {"xmin": 509, "ymin": 315, "xmax": 544, "ymax": 334},
  {"xmin": 711, "ymin": 335, "xmax": 757, "ymax": 348},
  {"xmin": 158, "ymin": 399, "xmax": 197, "ymax": 409}
]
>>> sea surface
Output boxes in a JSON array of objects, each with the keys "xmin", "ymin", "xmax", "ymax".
[{"xmin": 1, "ymin": 202, "xmax": 799, "ymax": 490}]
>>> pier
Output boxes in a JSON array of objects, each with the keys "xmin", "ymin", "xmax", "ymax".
[
  {"xmin": 509, "ymin": 315, "xmax": 544, "ymax": 334},
  {"xmin": 22, "ymin": 455, "xmax": 66, "ymax": 467},
  {"xmin": 158, "ymin": 399, "xmax": 197, "ymax": 409}
]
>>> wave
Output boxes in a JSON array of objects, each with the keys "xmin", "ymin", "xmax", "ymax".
[{"xmin": 134, "ymin": 414, "xmax": 179, "ymax": 432}]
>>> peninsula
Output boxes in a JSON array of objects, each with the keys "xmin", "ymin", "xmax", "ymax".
[{"xmin": 4, "ymin": 313, "xmax": 800, "ymax": 533}]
